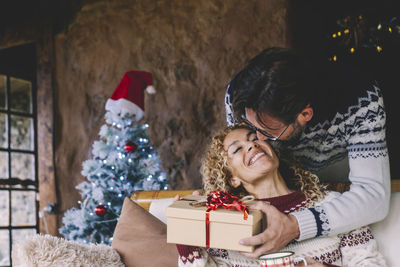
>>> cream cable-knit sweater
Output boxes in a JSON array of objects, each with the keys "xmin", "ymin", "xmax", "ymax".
[{"xmin": 177, "ymin": 191, "xmax": 387, "ymax": 267}]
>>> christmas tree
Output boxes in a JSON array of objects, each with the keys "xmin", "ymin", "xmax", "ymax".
[{"xmin": 59, "ymin": 71, "xmax": 167, "ymax": 245}]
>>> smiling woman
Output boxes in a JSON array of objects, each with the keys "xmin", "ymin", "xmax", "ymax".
[
  {"xmin": 174, "ymin": 123, "xmax": 387, "ymax": 267},
  {"xmin": 202, "ymin": 123, "xmax": 325, "ymax": 202}
]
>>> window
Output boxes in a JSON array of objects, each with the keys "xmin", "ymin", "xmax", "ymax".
[{"xmin": 0, "ymin": 73, "xmax": 38, "ymax": 265}]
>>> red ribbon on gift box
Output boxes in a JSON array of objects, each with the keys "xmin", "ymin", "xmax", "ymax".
[{"xmin": 205, "ymin": 190, "xmax": 249, "ymax": 247}]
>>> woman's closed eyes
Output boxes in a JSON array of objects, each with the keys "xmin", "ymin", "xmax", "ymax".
[{"xmin": 229, "ymin": 132, "xmax": 258, "ymax": 155}]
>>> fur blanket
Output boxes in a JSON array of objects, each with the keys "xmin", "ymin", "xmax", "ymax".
[{"xmin": 12, "ymin": 234, "xmax": 124, "ymax": 267}]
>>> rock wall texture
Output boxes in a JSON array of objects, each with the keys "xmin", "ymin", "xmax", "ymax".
[{"xmin": 54, "ymin": 0, "xmax": 291, "ymax": 219}]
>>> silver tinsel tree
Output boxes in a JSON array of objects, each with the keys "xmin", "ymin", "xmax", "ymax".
[{"xmin": 59, "ymin": 109, "xmax": 168, "ymax": 245}]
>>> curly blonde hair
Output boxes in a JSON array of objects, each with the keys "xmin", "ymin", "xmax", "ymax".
[{"xmin": 201, "ymin": 124, "xmax": 326, "ymax": 202}]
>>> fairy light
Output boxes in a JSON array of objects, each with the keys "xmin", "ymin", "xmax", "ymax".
[
  {"xmin": 337, "ymin": 31, "xmax": 342, "ymax": 37},
  {"xmin": 377, "ymin": 24, "xmax": 382, "ymax": 30},
  {"xmin": 344, "ymin": 29, "xmax": 350, "ymax": 34},
  {"xmin": 389, "ymin": 27, "xmax": 392, "ymax": 33},
  {"xmin": 332, "ymin": 33, "xmax": 337, "ymax": 38},
  {"xmin": 350, "ymin": 47, "xmax": 355, "ymax": 53},
  {"xmin": 333, "ymin": 55, "xmax": 337, "ymax": 61},
  {"xmin": 376, "ymin": 45, "xmax": 383, "ymax": 52}
]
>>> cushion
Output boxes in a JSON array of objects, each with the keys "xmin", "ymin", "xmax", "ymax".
[
  {"xmin": 12, "ymin": 234, "xmax": 124, "ymax": 267},
  {"xmin": 370, "ymin": 191, "xmax": 400, "ymax": 267},
  {"xmin": 111, "ymin": 197, "xmax": 178, "ymax": 267}
]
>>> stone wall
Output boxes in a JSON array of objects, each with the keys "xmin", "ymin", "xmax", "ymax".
[{"xmin": 53, "ymin": 0, "xmax": 291, "ymax": 220}]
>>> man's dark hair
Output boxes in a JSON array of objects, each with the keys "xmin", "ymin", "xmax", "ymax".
[{"xmin": 231, "ymin": 47, "xmax": 315, "ymax": 125}]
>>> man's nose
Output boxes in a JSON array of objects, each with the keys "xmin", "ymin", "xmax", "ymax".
[{"xmin": 256, "ymin": 131, "xmax": 268, "ymax": 141}]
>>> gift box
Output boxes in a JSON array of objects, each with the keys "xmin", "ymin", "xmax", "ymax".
[{"xmin": 166, "ymin": 194, "xmax": 263, "ymax": 252}]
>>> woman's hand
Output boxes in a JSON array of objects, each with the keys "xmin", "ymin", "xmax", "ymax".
[
  {"xmin": 239, "ymin": 201, "xmax": 300, "ymax": 258},
  {"xmin": 295, "ymin": 257, "xmax": 327, "ymax": 266},
  {"xmin": 192, "ymin": 190, "xmax": 201, "ymax": 196}
]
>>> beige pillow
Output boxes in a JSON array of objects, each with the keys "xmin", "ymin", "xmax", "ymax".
[{"xmin": 112, "ymin": 197, "xmax": 178, "ymax": 267}]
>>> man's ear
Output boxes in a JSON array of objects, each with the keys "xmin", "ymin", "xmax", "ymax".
[
  {"xmin": 297, "ymin": 105, "xmax": 313, "ymax": 126},
  {"xmin": 229, "ymin": 176, "xmax": 242, "ymax": 188}
]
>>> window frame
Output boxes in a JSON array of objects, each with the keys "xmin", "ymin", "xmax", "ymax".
[{"xmin": 0, "ymin": 72, "xmax": 39, "ymax": 267}]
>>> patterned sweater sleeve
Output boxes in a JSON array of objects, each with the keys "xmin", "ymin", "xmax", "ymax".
[
  {"xmin": 339, "ymin": 226, "xmax": 387, "ymax": 266},
  {"xmin": 324, "ymin": 86, "xmax": 390, "ymax": 236},
  {"xmin": 225, "ymin": 82, "xmax": 236, "ymax": 126},
  {"xmin": 292, "ymin": 86, "xmax": 391, "ymax": 240}
]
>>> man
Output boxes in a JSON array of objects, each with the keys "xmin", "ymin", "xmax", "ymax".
[{"xmin": 225, "ymin": 47, "xmax": 391, "ymax": 258}]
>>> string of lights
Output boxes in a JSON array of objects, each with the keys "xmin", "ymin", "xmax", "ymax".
[{"xmin": 328, "ymin": 15, "xmax": 399, "ymax": 62}]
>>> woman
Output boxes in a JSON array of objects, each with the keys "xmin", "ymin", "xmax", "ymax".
[{"xmin": 177, "ymin": 124, "xmax": 386, "ymax": 267}]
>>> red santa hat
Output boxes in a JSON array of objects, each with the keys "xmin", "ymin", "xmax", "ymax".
[{"xmin": 105, "ymin": 70, "xmax": 156, "ymax": 120}]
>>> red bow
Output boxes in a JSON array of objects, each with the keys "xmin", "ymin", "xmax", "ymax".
[{"xmin": 206, "ymin": 190, "xmax": 249, "ymax": 220}]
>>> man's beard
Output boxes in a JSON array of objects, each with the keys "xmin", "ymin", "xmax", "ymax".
[{"xmin": 269, "ymin": 121, "xmax": 304, "ymax": 149}]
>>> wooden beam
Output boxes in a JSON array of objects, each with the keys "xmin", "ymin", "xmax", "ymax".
[
  {"xmin": 392, "ymin": 180, "xmax": 400, "ymax": 192},
  {"xmin": 36, "ymin": 19, "xmax": 58, "ymax": 235}
]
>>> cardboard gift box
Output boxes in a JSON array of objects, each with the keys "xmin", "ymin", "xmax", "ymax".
[{"xmin": 166, "ymin": 195, "xmax": 263, "ymax": 252}]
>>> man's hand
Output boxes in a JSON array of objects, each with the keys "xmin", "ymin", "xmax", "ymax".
[{"xmin": 240, "ymin": 201, "xmax": 300, "ymax": 258}]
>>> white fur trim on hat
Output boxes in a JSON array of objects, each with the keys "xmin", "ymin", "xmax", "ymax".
[
  {"xmin": 105, "ymin": 98, "xmax": 144, "ymax": 120},
  {"xmin": 146, "ymin": 85, "xmax": 156, "ymax": 94}
]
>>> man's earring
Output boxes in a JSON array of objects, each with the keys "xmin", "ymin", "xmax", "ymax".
[{"xmin": 230, "ymin": 178, "xmax": 241, "ymax": 188}]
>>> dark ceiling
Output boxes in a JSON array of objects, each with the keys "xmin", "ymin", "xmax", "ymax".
[{"xmin": 0, "ymin": 0, "xmax": 83, "ymax": 35}]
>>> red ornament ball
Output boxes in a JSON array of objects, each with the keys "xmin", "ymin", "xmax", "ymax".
[
  {"xmin": 94, "ymin": 204, "xmax": 107, "ymax": 217},
  {"xmin": 124, "ymin": 142, "xmax": 137, "ymax": 153}
]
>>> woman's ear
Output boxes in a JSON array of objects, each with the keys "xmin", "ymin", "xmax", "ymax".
[{"xmin": 229, "ymin": 176, "xmax": 242, "ymax": 188}]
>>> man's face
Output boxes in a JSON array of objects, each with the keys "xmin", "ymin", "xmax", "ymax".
[{"xmin": 244, "ymin": 108, "xmax": 302, "ymax": 142}]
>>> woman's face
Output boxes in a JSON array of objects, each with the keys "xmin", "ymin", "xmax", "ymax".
[{"xmin": 223, "ymin": 128, "xmax": 279, "ymax": 185}]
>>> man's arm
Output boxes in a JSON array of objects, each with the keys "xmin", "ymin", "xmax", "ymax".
[
  {"xmin": 292, "ymin": 86, "xmax": 390, "ymax": 239},
  {"xmin": 225, "ymin": 83, "xmax": 236, "ymax": 126}
]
